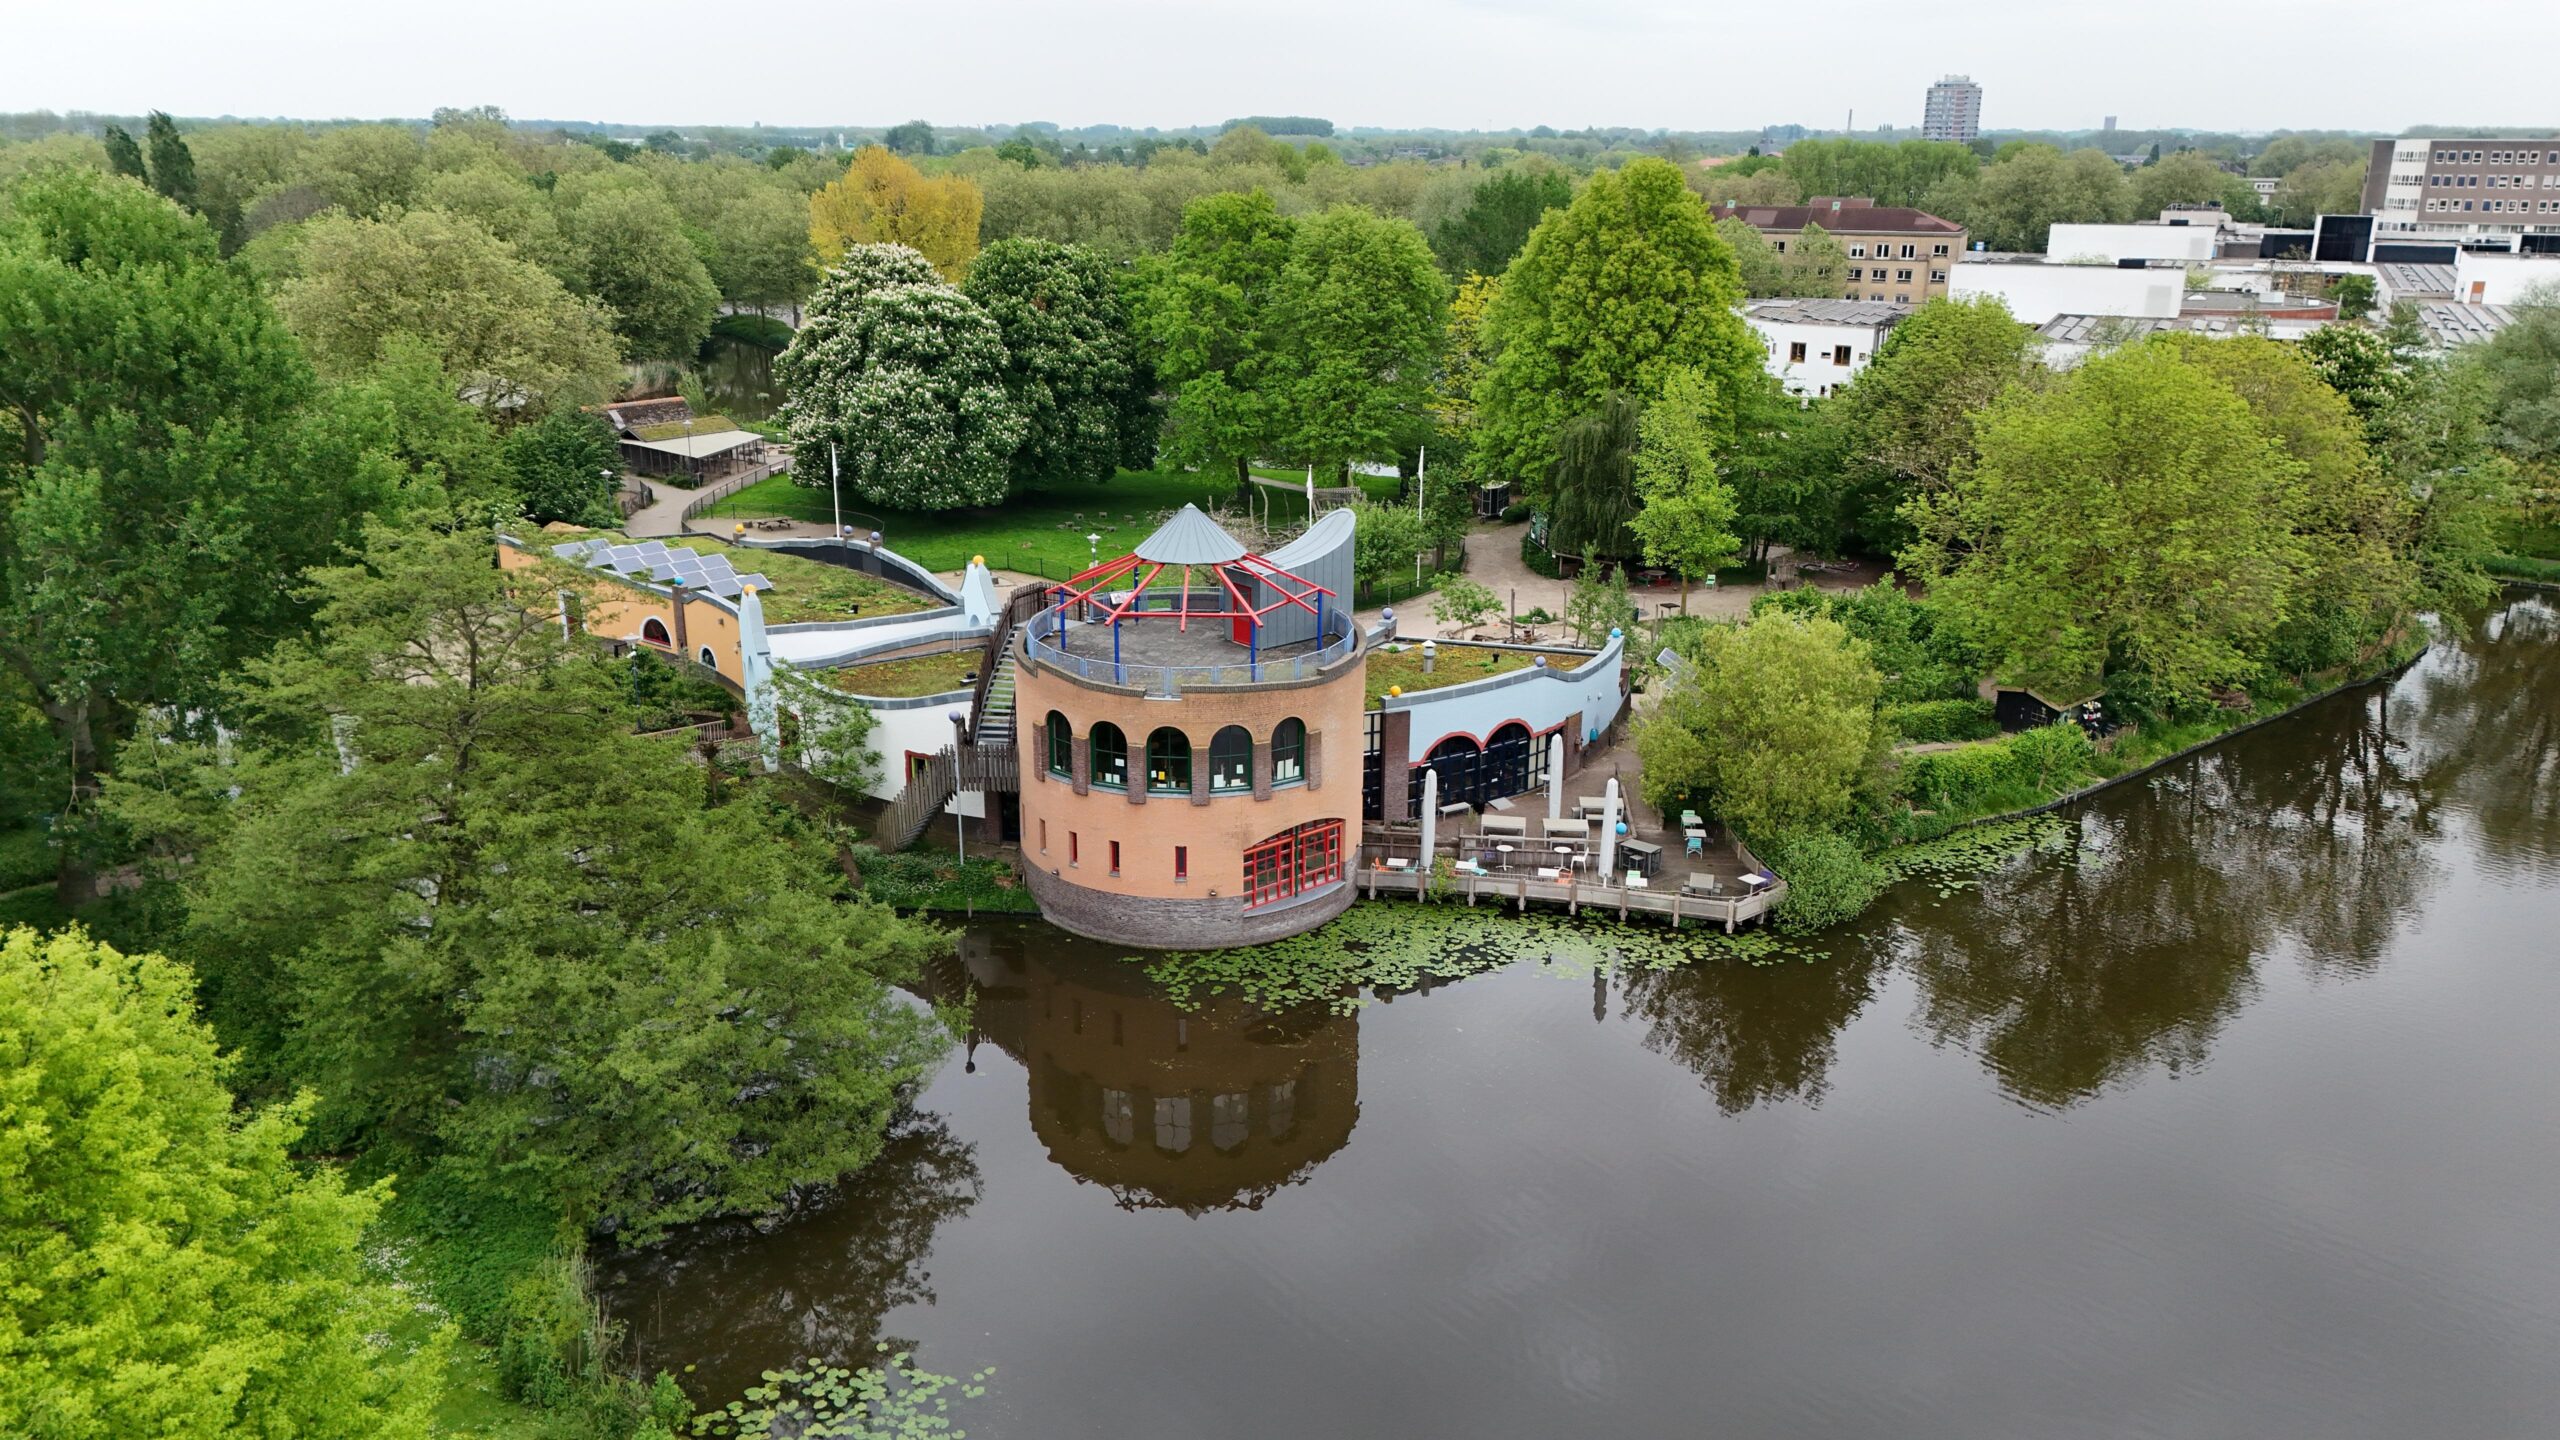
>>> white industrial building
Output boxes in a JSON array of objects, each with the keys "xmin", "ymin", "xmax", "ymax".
[
  {"xmin": 2046, "ymin": 222, "xmax": 2219, "ymax": 265},
  {"xmin": 1947, "ymin": 255, "xmax": 2186, "ymax": 325},
  {"xmin": 1741, "ymin": 299, "xmax": 1911, "ymax": 397},
  {"xmin": 2452, "ymin": 248, "xmax": 2560, "ymax": 305}
]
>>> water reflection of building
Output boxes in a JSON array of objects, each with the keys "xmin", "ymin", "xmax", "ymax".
[{"xmin": 936, "ymin": 928, "xmax": 1360, "ymax": 1214}]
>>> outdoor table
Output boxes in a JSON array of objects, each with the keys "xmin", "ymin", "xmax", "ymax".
[
  {"xmin": 1741, "ymin": 872, "xmax": 1771, "ymax": 892},
  {"xmin": 1575, "ymin": 795, "xmax": 1609, "ymax": 819},
  {"xmin": 1536, "ymin": 867, "xmax": 1562, "ymax": 882},
  {"xmin": 1438, "ymin": 802, "xmax": 1472, "ymax": 819},
  {"xmin": 1554, "ymin": 845, "xmax": 1579, "ymax": 871},
  {"xmin": 1383, "ymin": 857, "xmax": 1410, "ymax": 872},
  {"xmin": 1680, "ymin": 809, "xmax": 1704, "ymax": 829},
  {"xmin": 1622, "ymin": 840, "xmax": 1661, "ymax": 876},
  {"xmin": 1496, "ymin": 844, "xmax": 1516, "ymax": 870},
  {"xmin": 1626, "ymin": 874, "xmax": 1649, "ymax": 890}
]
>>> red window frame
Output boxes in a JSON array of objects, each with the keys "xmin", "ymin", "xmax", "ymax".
[
  {"xmin": 1175, "ymin": 845, "xmax": 1188, "ymax": 882},
  {"xmin": 1242, "ymin": 819, "xmax": 1345, "ymax": 908}
]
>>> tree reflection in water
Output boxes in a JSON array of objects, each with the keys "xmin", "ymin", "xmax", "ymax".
[
  {"xmin": 1896, "ymin": 595, "xmax": 2555, "ymax": 1108},
  {"xmin": 598, "ymin": 1107, "xmax": 981, "ymax": 1385},
  {"xmin": 1617, "ymin": 943, "xmax": 1886, "ymax": 1114}
]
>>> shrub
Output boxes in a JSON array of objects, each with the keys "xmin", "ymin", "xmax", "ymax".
[
  {"xmin": 0, "ymin": 825, "xmax": 53, "ymax": 892},
  {"xmin": 1520, "ymin": 527, "xmax": 1562, "ymax": 578},
  {"xmin": 1499, "ymin": 501, "xmax": 1531, "ymax": 523},
  {"xmin": 1897, "ymin": 722, "xmax": 2098, "ymax": 813},
  {"xmin": 1881, "ymin": 698, "xmax": 1998, "ymax": 744},
  {"xmin": 1754, "ymin": 827, "xmax": 1886, "ymax": 934}
]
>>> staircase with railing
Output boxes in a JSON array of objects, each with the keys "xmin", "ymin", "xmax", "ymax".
[{"xmin": 876, "ymin": 584, "xmax": 1045, "ymax": 852}]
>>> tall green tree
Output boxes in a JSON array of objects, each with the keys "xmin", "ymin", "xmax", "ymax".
[
  {"xmin": 100, "ymin": 124, "xmax": 148, "ymax": 183},
  {"xmin": 1634, "ymin": 612, "xmax": 1886, "ymax": 833},
  {"xmin": 1962, "ymin": 145, "xmax": 2130, "ymax": 251},
  {"xmin": 556, "ymin": 174, "xmax": 721, "ymax": 360},
  {"xmin": 1265, "ymin": 206, "xmax": 1449, "ymax": 476},
  {"xmin": 502, "ymin": 407, "xmax": 623, "ymax": 524},
  {"xmin": 1631, "ymin": 367, "xmax": 1743, "ymax": 611},
  {"xmin": 1431, "ymin": 165, "xmax": 1573, "ymax": 276},
  {"xmin": 275, "ymin": 206, "xmax": 623, "ymax": 411},
  {"xmin": 2129, "ymin": 150, "xmax": 2261, "ymax": 220},
  {"xmin": 1472, "ymin": 157, "xmax": 1759, "ymax": 492},
  {"xmin": 0, "ymin": 927, "xmax": 443, "ymax": 1439},
  {"xmin": 1545, "ymin": 395, "xmax": 1642, "ymax": 560},
  {"xmin": 0, "ymin": 167, "xmax": 390, "ymax": 902},
  {"xmin": 1906, "ymin": 343, "xmax": 2309, "ymax": 709},
  {"xmin": 2158, "ymin": 333, "xmax": 2407, "ymax": 672},
  {"xmin": 114, "ymin": 524, "xmax": 951, "ymax": 1237},
  {"xmin": 2465, "ymin": 285, "xmax": 2560, "ymax": 467},
  {"xmin": 962, "ymin": 237, "xmax": 1140, "ymax": 491},
  {"xmin": 142, "ymin": 111, "xmax": 196, "ymax": 210},
  {"xmin": 779, "ymin": 243, "xmax": 1026, "ymax": 510},
  {"xmin": 1135, "ymin": 189, "xmax": 1297, "ymax": 491},
  {"xmin": 1825, "ymin": 296, "xmax": 2039, "ymax": 548}
]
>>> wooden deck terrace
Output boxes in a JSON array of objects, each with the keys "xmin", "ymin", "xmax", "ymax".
[{"xmin": 1350, "ymin": 857, "xmax": 1785, "ymax": 931}]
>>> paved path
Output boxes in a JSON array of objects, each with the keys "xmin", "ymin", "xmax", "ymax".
[
  {"xmin": 625, "ymin": 478, "xmax": 707, "ymax": 539},
  {"xmin": 1378, "ymin": 521, "xmax": 1896, "ymax": 638}
]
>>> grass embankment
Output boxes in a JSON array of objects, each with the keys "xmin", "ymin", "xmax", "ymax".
[
  {"xmin": 1363, "ymin": 642, "xmax": 1587, "ymax": 707},
  {"xmin": 2489, "ymin": 511, "xmax": 2560, "ymax": 582},
  {"xmin": 704, "ymin": 468, "xmax": 1327, "ymax": 579},
  {"xmin": 823, "ymin": 650, "xmax": 981, "ymax": 698}
]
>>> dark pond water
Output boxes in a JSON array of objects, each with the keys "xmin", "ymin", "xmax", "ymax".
[
  {"xmin": 697, "ymin": 335, "xmax": 779, "ymax": 423},
  {"xmin": 603, "ymin": 594, "xmax": 2560, "ymax": 1439}
]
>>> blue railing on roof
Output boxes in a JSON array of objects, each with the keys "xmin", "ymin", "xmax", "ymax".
[{"xmin": 1021, "ymin": 602, "xmax": 1356, "ymax": 695}]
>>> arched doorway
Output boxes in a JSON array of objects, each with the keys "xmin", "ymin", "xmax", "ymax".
[
  {"xmin": 1485, "ymin": 722, "xmax": 1534, "ymax": 799},
  {"xmin": 1410, "ymin": 733, "xmax": 1484, "ymax": 813}
]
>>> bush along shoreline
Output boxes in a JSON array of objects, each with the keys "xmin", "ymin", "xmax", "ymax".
[{"xmin": 1752, "ymin": 628, "xmax": 2435, "ymax": 934}]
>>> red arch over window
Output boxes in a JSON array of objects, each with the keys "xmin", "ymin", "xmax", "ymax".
[{"xmin": 640, "ymin": 616, "xmax": 672, "ymax": 647}]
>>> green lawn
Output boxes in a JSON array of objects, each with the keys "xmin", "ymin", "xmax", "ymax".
[
  {"xmin": 1364, "ymin": 641, "xmax": 1588, "ymax": 707},
  {"xmin": 823, "ymin": 649, "xmax": 982, "ymax": 698},
  {"xmin": 703, "ymin": 468, "xmax": 1333, "ymax": 580}
]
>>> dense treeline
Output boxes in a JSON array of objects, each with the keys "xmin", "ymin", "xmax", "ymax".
[
  {"xmin": 0, "ymin": 164, "xmax": 951, "ymax": 1437},
  {"xmin": 5, "ymin": 103, "xmax": 2557, "ymax": 1439}
]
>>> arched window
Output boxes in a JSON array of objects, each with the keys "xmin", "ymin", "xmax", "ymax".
[
  {"xmin": 640, "ymin": 616, "xmax": 672, "ymax": 647},
  {"xmin": 1210, "ymin": 725, "xmax": 1254, "ymax": 792},
  {"xmin": 697, "ymin": 645, "xmax": 718, "ymax": 669},
  {"xmin": 1272, "ymin": 718, "xmax": 1306, "ymax": 786},
  {"xmin": 1089, "ymin": 723, "xmax": 1128, "ymax": 790},
  {"xmin": 1146, "ymin": 728, "xmax": 1192, "ymax": 794},
  {"xmin": 1045, "ymin": 711, "xmax": 1073, "ymax": 777}
]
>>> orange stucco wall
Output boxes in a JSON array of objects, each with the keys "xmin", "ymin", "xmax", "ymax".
[
  {"xmin": 499, "ymin": 542, "xmax": 744, "ymax": 681},
  {"xmin": 1014, "ymin": 654, "xmax": 1365, "ymax": 902}
]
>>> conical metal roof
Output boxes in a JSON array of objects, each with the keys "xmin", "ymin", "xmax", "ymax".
[{"xmin": 1132, "ymin": 503, "xmax": 1247, "ymax": 565}]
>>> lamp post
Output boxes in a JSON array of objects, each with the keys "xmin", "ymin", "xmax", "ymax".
[{"xmin": 948, "ymin": 710, "xmax": 968, "ymax": 864}]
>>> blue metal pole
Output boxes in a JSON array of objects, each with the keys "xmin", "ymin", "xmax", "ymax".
[
  {"xmin": 1113, "ymin": 619, "xmax": 1123, "ymax": 684},
  {"xmin": 1250, "ymin": 617, "xmax": 1259, "ymax": 678}
]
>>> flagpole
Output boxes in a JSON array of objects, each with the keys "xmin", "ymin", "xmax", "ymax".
[{"xmin": 829, "ymin": 442, "xmax": 844, "ymax": 543}]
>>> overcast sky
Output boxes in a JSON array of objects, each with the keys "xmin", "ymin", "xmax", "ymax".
[{"xmin": 18, "ymin": 0, "xmax": 2557, "ymax": 135}]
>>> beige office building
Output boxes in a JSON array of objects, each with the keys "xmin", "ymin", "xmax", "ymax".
[{"xmin": 1713, "ymin": 198, "xmax": 1971, "ymax": 305}]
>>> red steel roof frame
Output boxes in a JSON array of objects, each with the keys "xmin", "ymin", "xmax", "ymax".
[{"xmin": 1048, "ymin": 547, "xmax": 1335, "ymax": 630}]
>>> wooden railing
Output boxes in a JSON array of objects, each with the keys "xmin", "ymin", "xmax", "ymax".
[
  {"xmin": 965, "ymin": 584, "xmax": 1047, "ymax": 740},
  {"xmin": 873, "ymin": 742, "xmax": 1020, "ymax": 852}
]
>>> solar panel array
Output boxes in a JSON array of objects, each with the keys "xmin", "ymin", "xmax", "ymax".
[{"xmin": 549, "ymin": 537, "xmax": 771, "ymax": 601}]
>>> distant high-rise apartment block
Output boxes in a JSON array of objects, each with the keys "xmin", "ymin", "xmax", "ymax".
[
  {"xmin": 1922, "ymin": 75, "xmax": 1982, "ymax": 144},
  {"xmin": 2363, "ymin": 136, "xmax": 2560, "ymax": 251},
  {"xmin": 2103, "ymin": 115, "xmax": 2118, "ymax": 132}
]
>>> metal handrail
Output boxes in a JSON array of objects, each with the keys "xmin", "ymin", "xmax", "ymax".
[{"xmin": 1021, "ymin": 606, "xmax": 1357, "ymax": 695}]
